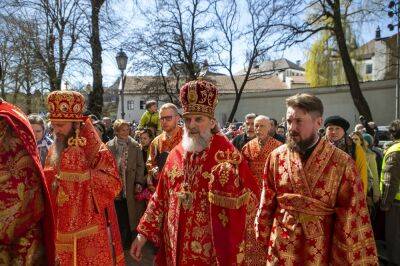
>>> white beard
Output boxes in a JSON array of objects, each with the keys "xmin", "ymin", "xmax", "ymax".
[{"xmin": 182, "ymin": 127, "xmax": 212, "ymax": 153}]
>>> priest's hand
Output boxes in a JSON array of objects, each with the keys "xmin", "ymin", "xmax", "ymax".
[{"xmin": 130, "ymin": 233, "xmax": 147, "ymax": 261}]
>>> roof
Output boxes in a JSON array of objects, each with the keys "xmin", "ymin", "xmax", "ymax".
[
  {"xmin": 354, "ymin": 34, "xmax": 396, "ymax": 60},
  {"xmin": 120, "ymin": 74, "xmax": 296, "ymax": 95},
  {"xmin": 235, "ymin": 58, "xmax": 305, "ymax": 75}
]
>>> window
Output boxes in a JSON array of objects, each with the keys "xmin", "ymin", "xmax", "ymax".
[
  {"xmin": 140, "ymin": 100, "xmax": 146, "ymax": 110},
  {"xmin": 366, "ymin": 64, "xmax": 373, "ymax": 74},
  {"xmin": 127, "ymin": 100, "xmax": 134, "ymax": 110}
]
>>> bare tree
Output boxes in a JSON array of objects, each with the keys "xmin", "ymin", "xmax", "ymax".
[
  {"xmin": 127, "ymin": 0, "xmax": 211, "ymax": 101},
  {"xmin": 277, "ymin": 0, "xmax": 383, "ymax": 121},
  {"xmin": 3, "ymin": 0, "xmax": 86, "ymax": 91},
  {"xmin": 211, "ymin": 0, "xmax": 290, "ymax": 122}
]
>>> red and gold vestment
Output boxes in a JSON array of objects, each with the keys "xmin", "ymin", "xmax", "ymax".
[
  {"xmin": 0, "ymin": 101, "xmax": 55, "ymax": 265},
  {"xmin": 44, "ymin": 119, "xmax": 124, "ymax": 266},
  {"xmin": 242, "ymin": 137, "xmax": 282, "ymax": 265},
  {"xmin": 256, "ymin": 139, "xmax": 378, "ymax": 265},
  {"xmin": 137, "ymin": 133, "xmax": 258, "ymax": 266},
  {"xmin": 146, "ymin": 127, "xmax": 183, "ymax": 172},
  {"xmin": 242, "ymin": 137, "xmax": 282, "ymax": 185}
]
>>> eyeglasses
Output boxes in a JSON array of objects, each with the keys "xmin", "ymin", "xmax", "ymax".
[{"xmin": 160, "ymin": 115, "xmax": 175, "ymax": 122}]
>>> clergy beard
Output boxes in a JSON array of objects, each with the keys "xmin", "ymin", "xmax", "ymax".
[
  {"xmin": 49, "ymin": 129, "xmax": 75, "ymax": 166},
  {"xmin": 286, "ymin": 131, "xmax": 318, "ymax": 153},
  {"xmin": 182, "ymin": 127, "xmax": 212, "ymax": 153}
]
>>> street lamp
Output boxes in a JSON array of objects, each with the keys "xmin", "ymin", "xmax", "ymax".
[
  {"xmin": 116, "ymin": 48, "xmax": 128, "ymax": 119},
  {"xmin": 388, "ymin": 0, "xmax": 400, "ymax": 119}
]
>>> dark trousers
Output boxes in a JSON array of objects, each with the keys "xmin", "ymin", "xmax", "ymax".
[
  {"xmin": 385, "ymin": 201, "xmax": 400, "ymax": 265},
  {"xmin": 114, "ymin": 198, "xmax": 132, "ymax": 250}
]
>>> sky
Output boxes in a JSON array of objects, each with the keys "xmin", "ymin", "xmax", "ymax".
[{"xmin": 69, "ymin": 0, "xmax": 395, "ymax": 88}]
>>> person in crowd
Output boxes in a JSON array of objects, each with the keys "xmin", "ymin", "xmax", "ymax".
[
  {"xmin": 324, "ymin": 115, "xmax": 368, "ymax": 195},
  {"xmin": 256, "ymin": 93, "xmax": 378, "ymax": 265},
  {"xmin": 28, "ymin": 114, "xmax": 53, "ymax": 166},
  {"xmin": 351, "ymin": 132, "xmax": 380, "ymax": 206},
  {"xmin": 130, "ymin": 79, "xmax": 259, "ymax": 265},
  {"xmin": 107, "ymin": 119, "xmax": 146, "ymax": 249},
  {"xmin": 138, "ymin": 100, "xmax": 161, "ymax": 136},
  {"xmin": 146, "ymin": 103, "xmax": 183, "ymax": 196},
  {"xmin": 134, "ymin": 128, "xmax": 155, "ymax": 202},
  {"xmin": 380, "ymin": 119, "xmax": 400, "ymax": 266},
  {"xmin": 44, "ymin": 90, "xmax": 124, "ymax": 265},
  {"xmin": 318, "ymin": 127, "xmax": 326, "ymax": 137},
  {"xmin": 139, "ymin": 128, "xmax": 154, "ymax": 171},
  {"xmin": 241, "ymin": 115, "xmax": 282, "ymax": 264},
  {"xmin": 102, "ymin": 116, "xmax": 114, "ymax": 142},
  {"xmin": 93, "ymin": 120, "xmax": 107, "ymax": 142},
  {"xmin": 354, "ymin": 123, "xmax": 366, "ymax": 133},
  {"xmin": 0, "ymin": 100, "xmax": 55, "ymax": 265},
  {"xmin": 88, "ymin": 114, "xmax": 99, "ymax": 122},
  {"xmin": 269, "ymin": 118, "xmax": 285, "ymax": 143},
  {"xmin": 276, "ymin": 124, "xmax": 286, "ymax": 140},
  {"xmin": 232, "ymin": 113, "xmax": 256, "ymax": 151},
  {"xmin": 225, "ymin": 122, "xmax": 238, "ymax": 139}
]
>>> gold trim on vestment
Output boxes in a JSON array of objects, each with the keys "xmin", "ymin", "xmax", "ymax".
[
  {"xmin": 56, "ymin": 225, "xmax": 99, "ymax": 266},
  {"xmin": 58, "ymin": 171, "xmax": 90, "ymax": 182},
  {"xmin": 208, "ymin": 191, "xmax": 249, "ymax": 209}
]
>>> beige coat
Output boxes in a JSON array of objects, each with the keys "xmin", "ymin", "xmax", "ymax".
[{"xmin": 107, "ymin": 136, "xmax": 146, "ymax": 231}]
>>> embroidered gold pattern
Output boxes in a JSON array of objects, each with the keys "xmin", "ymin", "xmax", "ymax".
[
  {"xmin": 218, "ymin": 210, "xmax": 228, "ymax": 227},
  {"xmin": 208, "ymin": 191, "xmax": 249, "ymax": 209},
  {"xmin": 168, "ymin": 165, "xmax": 183, "ymax": 184},
  {"xmin": 57, "ymin": 189, "xmax": 69, "ymax": 206}
]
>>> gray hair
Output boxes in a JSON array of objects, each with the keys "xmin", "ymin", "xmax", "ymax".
[
  {"xmin": 245, "ymin": 113, "xmax": 257, "ymax": 120},
  {"xmin": 254, "ymin": 115, "xmax": 270, "ymax": 123}
]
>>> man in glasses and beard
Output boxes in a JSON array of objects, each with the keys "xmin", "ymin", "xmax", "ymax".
[
  {"xmin": 44, "ymin": 90, "xmax": 125, "ymax": 265},
  {"xmin": 130, "ymin": 79, "xmax": 258, "ymax": 265},
  {"xmin": 255, "ymin": 93, "xmax": 378, "ymax": 265},
  {"xmin": 146, "ymin": 103, "xmax": 183, "ymax": 195}
]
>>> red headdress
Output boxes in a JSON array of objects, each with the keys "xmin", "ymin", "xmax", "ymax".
[{"xmin": 179, "ymin": 79, "xmax": 218, "ymax": 118}]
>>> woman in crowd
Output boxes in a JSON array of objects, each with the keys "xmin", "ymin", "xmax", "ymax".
[
  {"xmin": 351, "ymin": 131, "xmax": 380, "ymax": 208},
  {"xmin": 106, "ymin": 119, "xmax": 146, "ymax": 249},
  {"xmin": 28, "ymin": 114, "xmax": 53, "ymax": 166}
]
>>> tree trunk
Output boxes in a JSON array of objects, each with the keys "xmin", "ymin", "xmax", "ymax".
[
  {"xmin": 332, "ymin": 0, "xmax": 373, "ymax": 121},
  {"xmin": 26, "ymin": 84, "xmax": 32, "ymax": 114},
  {"xmin": 227, "ymin": 91, "xmax": 242, "ymax": 123},
  {"xmin": 88, "ymin": 0, "xmax": 105, "ymax": 118}
]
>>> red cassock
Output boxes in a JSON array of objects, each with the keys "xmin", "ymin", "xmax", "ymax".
[
  {"xmin": 0, "ymin": 101, "xmax": 56, "ymax": 265},
  {"xmin": 242, "ymin": 137, "xmax": 282, "ymax": 265},
  {"xmin": 44, "ymin": 119, "xmax": 124, "ymax": 266},
  {"xmin": 137, "ymin": 133, "xmax": 259, "ymax": 265},
  {"xmin": 255, "ymin": 139, "xmax": 379, "ymax": 265}
]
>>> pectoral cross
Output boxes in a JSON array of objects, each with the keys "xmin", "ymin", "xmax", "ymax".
[{"xmin": 177, "ymin": 184, "xmax": 193, "ymax": 210}]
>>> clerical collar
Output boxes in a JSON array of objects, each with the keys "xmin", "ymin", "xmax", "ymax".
[{"xmin": 300, "ymin": 136, "xmax": 320, "ymax": 162}]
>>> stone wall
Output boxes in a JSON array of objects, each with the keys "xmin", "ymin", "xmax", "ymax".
[{"xmin": 215, "ymin": 79, "xmax": 397, "ymax": 128}]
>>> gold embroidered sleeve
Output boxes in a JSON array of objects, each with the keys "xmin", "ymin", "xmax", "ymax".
[
  {"xmin": 255, "ymin": 156, "xmax": 277, "ymax": 246},
  {"xmin": 136, "ymin": 169, "xmax": 167, "ymax": 246},
  {"xmin": 90, "ymin": 145, "xmax": 122, "ymax": 211},
  {"xmin": 331, "ymin": 158, "xmax": 378, "ymax": 265}
]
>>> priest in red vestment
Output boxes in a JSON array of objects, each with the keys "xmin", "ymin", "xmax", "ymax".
[
  {"xmin": 43, "ymin": 91, "xmax": 124, "ymax": 265},
  {"xmin": 242, "ymin": 115, "xmax": 282, "ymax": 264},
  {"xmin": 255, "ymin": 93, "xmax": 378, "ymax": 265},
  {"xmin": 0, "ymin": 100, "xmax": 55, "ymax": 265},
  {"xmin": 130, "ymin": 79, "xmax": 259, "ymax": 265}
]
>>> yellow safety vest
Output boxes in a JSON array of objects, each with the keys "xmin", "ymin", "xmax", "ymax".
[{"xmin": 380, "ymin": 142, "xmax": 400, "ymax": 200}]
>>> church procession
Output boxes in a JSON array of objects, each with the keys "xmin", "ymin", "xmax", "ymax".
[{"xmin": 3, "ymin": 76, "xmax": 400, "ymax": 265}]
